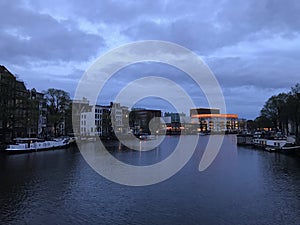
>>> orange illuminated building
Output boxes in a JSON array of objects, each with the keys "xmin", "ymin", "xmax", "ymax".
[{"xmin": 190, "ymin": 108, "xmax": 238, "ymax": 133}]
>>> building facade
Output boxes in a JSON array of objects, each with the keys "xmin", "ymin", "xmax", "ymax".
[
  {"xmin": 129, "ymin": 109, "xmax": 162, "ymax": 134},
  {"xmin": 162, "ymin": 112, "xmax": 188, "ymax": 135},
  {"xmin": 0, "ymin": 66, "xmax": 16, "ymax": 142},
  {"xmin": 14, "ymin": 80, "xmax": 30, "ymax": 138},
  {"xmin": 190, "ymin": 108, "xmax": 238, "ymax": 133},
  {"xmin": 80, "ymin": 104, "xmax": 112, "ymax": 137},
  {"xmin": 121, "ymin": 106, "xmax": 130, "ymax": 134},
  {"xmin": 26, "ymin": 89, "xmax": 47, "ymax": 138},
  {"xmin": 71, "ymin": 98, "xmax": 91, "ymax": 135},
  {"xmin": 110, "ymin": 103, "xmax": 123, "ymax": 134},
  {"xmin": 95, "ymin": 105, "xmax": 111, "ymax": 137},
  {"xmin": 0, "ymin": 66, "xmax": 48, "ymax": 142}
]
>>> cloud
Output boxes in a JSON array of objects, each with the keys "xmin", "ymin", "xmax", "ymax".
[
  {"xmin": 1, "ymin": 0, "xmax": 299, "ymax": 119},
  {"xmin": 0, "ymin": 0, "xmax": 105, "ymax": 66}
]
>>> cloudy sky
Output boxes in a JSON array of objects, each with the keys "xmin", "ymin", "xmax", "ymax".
[{"xmin": 1, "ymin": 0, "xmax": 299, "ymax": 119}]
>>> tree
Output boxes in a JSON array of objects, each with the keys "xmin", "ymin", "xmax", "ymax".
[
  {"xmin": 44, "ymin": 88, "xmax": 71, "ymax": 137},
  {"xmin": 254, "ymin": 116, "xmax": 272, "ymax": 130},
  {"xmin": 275, "ymin": 93, "xmax": 289, "ymax": 132},
  {"xmin": 246, "ymin": 120, "xmax": 255, "ymax": 131},
  {"xmin": 288, "ymin": 84, "xmax": 300, "ymax": 140},
  {"xmin": 260, "ymin": 95, "xmax": 280, "ymax": 130},
  {"xmin": 259, "ymin": 93, "xmax": 290, "ymax": 132},
  {"xmin": 257, "ymin": 83, "xmax": 300, "ymax": 143}
]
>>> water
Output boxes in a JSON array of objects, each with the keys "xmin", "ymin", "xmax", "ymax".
[{"xmin": 1, "ymin": 135, "xmax": 300, "ymax": 225}]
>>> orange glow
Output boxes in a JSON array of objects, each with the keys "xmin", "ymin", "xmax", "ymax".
[{"xmin": 191, "ymin": 114, "xmax": 238, "ymax": 119}]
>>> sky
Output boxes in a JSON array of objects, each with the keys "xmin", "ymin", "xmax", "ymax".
[{"xmin": 1, "ymin": 0, "xmax": 299, "ymax": 119}]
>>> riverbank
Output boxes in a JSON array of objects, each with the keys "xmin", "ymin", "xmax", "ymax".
[{"xmin": 237, "ymin": 133, "xmax": 300, "ymax": 155}]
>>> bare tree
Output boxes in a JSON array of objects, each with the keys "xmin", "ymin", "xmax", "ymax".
[{"xmin": 44, "ymin": 88, "xmax": 70, "ymax": 137}]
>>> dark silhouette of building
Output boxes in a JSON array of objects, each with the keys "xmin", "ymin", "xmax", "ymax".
[
  {"xmin": 0, "ymin": 65, "xmax": 16, "ymax": 142},
  {"xmin": 14, "ymin": 80, "xmax": 28, "ymax": 138},
  {"xmin": 0, "ymin": 66, "xmax": 47, "ymax": 142},
  {"xmin": 28, "ymin": 89, "xmax": 47, "ymax": 138},
  {"xmin": 129, "ymin": 108, "xmax": 161, "ymax": 134},
  {"xmin": 163, "ymin": 112, "xmax": 187, "ymax": 135},
  {"xmin": 190, "ymin": 108, "xmax": 220, "ymax": 116}
]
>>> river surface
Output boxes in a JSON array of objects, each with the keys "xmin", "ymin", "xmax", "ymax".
[{"xmin": 1, "ymin": 135, "xmax": 300, "ymax": 225}]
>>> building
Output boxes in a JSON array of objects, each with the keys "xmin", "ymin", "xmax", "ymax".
[
  {"xmin": 129, "ymin": 108, "xmax": 162, "ymax": 134},
  {"xmin": 121, "ymin": 106, "xmax": 130, "ymax": 134},
  {"xmin": 71, "ymin": 98, "xmax": 91, "ymax": 135},
  {"xmin": 14, "ymin": 80, "xmax": 29, "ymax": 138},
  {"xmin": 80, "ymin": 108, "xmax": 95, "ymax": 136},
  {"xmin": 79, "ymin": 102, "xmax": 133, "ymax": 137},
  {"xmin": 190, "ymin": 108, "xmax": 220, "ymax": 115},
  {"xmin": 28, "ymin": 89, "xmax": 47, "ymax": 138},
  {"xmin": 0, "ymin": 66, "xmax": 48, "ymax": 141},
  {"xmin": 80, "ymin": 104, "xmax": 112, "ymax": 137},
  {"xmin": 0, "ymin": 65, "xmax": 16, "ymax": 142},
  {"xmin": 0, "ymin": 67, "xmax": 31, "ymax": 140},
  {"xmin": 110, "ymin": 102, "xmax": 123, "ymax": 134},
  {"xmin": 95, "ymin": 105, "xmax": 111, "ymax": 137},
  {"xmin": 162, "ymin": 112, "xmax": 188, "ymax": 135},
  {"xmin": 190, "ymin": 108, "xmax": 238, "ymax": 133}
]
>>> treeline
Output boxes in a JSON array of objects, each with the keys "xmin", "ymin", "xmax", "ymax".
[{"xmin": 253, "ymin": 83, "xmax": 300, "ymax": 139}]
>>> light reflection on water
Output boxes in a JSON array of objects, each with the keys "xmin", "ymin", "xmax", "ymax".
[{"xmin": 0, "ymin": 135, "xmax": 300, "ymax": 225}]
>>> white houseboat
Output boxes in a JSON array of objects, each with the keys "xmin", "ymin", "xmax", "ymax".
[
  {"xmin": 265, "ymin": 139, "xmax": 288, "ymax": 152},
  {"xmin": 5, "ymin": 137, "xmax": 70, "ymax": 153}
]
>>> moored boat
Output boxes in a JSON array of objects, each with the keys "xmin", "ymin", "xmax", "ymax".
[
  {"xmin": 265, "ymin": 139, "xmax": 287, "ymax": 152},
  {"xmin": 237, "ymin": 133, "xmax": 253, "ymax": 145},
  {"xmin": 137, "ymin": 133, "xmax": 156, "ymax": 140},
  {"xmin": 278, "ymin": 143, "xmax": 300, "ymax": 154},
  {"xmin": 252, "ymin": 138, "xmax": 268, "ymax": 149},
  {"xmin": 5, "ymin": 137, "xmax": 70, "ymax": 153}
]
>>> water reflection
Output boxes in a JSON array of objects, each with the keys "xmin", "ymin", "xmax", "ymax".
[{"xmin": 0, "ymin": 135, "xmax": 300, "ymax": 225}]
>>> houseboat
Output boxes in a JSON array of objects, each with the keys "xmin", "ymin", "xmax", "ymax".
[
  {"xmin": 265, "ymin": 139, "xmax": 288, "ymax": 152},
  {"xmin": 5, "ymin": 137, "xmax": 70, "ymax": 153},
  {"xmin": 252, "ymin": 132, "xmax": 267, "ymax": 148},
  {"xmin": 237, "ymin": 133, "xmax": 253, "ymax": 145}
]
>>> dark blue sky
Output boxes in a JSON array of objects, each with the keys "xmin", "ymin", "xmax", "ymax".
[{"xmin": 1, "ymin": 0, "xmax": 299, "ymax": 119}]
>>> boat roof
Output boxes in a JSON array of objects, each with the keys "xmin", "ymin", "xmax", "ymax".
[{"xmin": 14, "ymin": 138, "xmax": 43, "ymax": 141}]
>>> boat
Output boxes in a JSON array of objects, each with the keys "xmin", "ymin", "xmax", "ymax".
[
  {"xmin": 236, "ymin": 131, "xmax": 300, "ymax": 154},
  {"xmin": 252, "ymin": 138, "xmax": 268, "ymax": 149},
  {"xmin": 278, "ymin": 143, "xmax": 300, "ymax": 154},
  {"xmin": 237, "ymin": 133, "xmax": 253, "ymax": 145},
  {"xmin": 5, "ymin": 137, "xmax": 70, "ymax": 153},
  {"xmin": 137, "ymin": 133, "xmax": 156, "ymax": 140},
  {"xmin": 265, "ymin": 139, "xmax": 287, "ymax": 152},
  {"xmin": 68, "ymin": 137, "xmax": 77, "ymax": 145}
]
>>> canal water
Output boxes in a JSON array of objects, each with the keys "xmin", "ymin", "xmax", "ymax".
[{"xmin": 1, "ymin": 135, "xmax": 300, "ymax": 225}]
